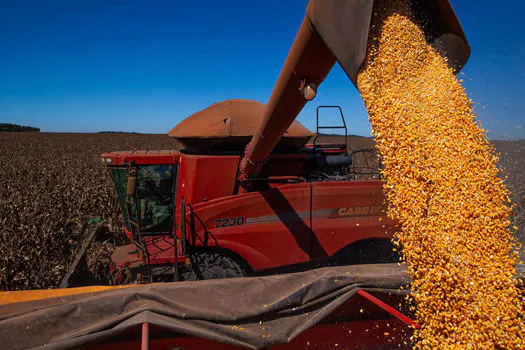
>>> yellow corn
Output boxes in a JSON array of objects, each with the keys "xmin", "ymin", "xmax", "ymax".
[{"xmin": 357, "ymin": 1, "xmax": 524, "ymax": 348}]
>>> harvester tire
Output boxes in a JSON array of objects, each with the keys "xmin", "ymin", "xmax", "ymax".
[
  {"xmin": 112, "ymin": 267, "xmax": 131, "ymax": 285},
  {"xmin": 182, "ymin": 251, "xmax": 247, "ymax": 281}
]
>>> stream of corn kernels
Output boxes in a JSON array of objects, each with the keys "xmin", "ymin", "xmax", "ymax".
[{"xmin": 357, "ymin": 1, "xmax": 524, "ymax": 348}]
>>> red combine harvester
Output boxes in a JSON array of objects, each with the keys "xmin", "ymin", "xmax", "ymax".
[
  {"xmin": 101, "ymin": 0, "xmax": 470, "ymax": 285},
  {"xmin": 0, "ymin": 1, "xmax": 475, "ymax": 349},
  {"xmin": 102, "ymin": 101, "xmax": 396, "ymax": 283}
]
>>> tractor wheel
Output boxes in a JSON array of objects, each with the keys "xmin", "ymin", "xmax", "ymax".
[{"xmin": 181, "ymin": 251, "xmax": 247, "ymax": 281}]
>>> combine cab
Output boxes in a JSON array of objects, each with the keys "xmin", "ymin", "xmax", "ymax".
[{"xmin": 103, "ymin": 99, "xmax": 396, "ymax": 283}]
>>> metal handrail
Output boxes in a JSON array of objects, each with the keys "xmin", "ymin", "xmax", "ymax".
[{"xmin": 314, "ymin": 105, "xmax": 348, "ymax": 151}]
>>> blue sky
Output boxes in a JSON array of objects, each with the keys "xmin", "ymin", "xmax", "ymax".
[{"xmin": 0, "ymin": 0, "xmax": 524, "ymax": 140}]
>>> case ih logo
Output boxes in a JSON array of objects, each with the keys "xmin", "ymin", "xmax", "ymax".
[{"xmin": 337, "ymin": 206, "xmax": 381, "ymax": 217}]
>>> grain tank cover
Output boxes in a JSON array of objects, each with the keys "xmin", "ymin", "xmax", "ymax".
[{"xmin": 168, "ymin": 99, "xmax": 314, "ymax": 152}]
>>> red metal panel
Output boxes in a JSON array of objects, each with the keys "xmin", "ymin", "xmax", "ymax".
[
  {"xmin": 189, "ymin": 183, "xmax": 312, "ymax": 270},
  {"xmin": 102, "ymin": 150, "xmax": 180, "ymax": 166},
  {"xmin": 178, "ymin": 155, "xmax": 240, "ymax": 204},
  {"xmin": 86, "ymin": 318, "xmax": 412, "ymax": 350},
  {"xmin": 89, "ymin": 319, "xmax": 411, "ymax": 350},
  {"xmin": 311, "ymin": 181, "xmax": 395, "ymax": 258}
]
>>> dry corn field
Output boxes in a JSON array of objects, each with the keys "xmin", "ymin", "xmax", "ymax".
[
  {"xmin": 0, "ymin": 132, "xmax": 180, "ymax": 290},
  {"xmin": 357, "ymin": 0, "xmax": 524, "ymax": 348}
]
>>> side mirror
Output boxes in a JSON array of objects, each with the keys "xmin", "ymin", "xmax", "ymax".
[{"xmin": 126, "ymin": 169, "xmax": 137, "ymax": 197}]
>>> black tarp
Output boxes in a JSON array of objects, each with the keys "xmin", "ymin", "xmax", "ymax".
[
  {"xmin": 2, "ymin": 263, "xmax": 523, "ymax": 350},
  {"xmin": 0, "ymin": 264, "xmax": 409, "ymax": 350}
]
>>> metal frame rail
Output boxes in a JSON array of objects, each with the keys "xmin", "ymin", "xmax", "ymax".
[{"xmin": 314, "ymin": 105, "xmax": 348, "ymax": 151}]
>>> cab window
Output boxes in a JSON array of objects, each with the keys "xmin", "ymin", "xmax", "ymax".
[{"xmin": 136, "ymin": 164, "xmax": 176, "ymax": 233}]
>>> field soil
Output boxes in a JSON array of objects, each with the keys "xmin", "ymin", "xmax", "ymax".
[{"xmin": 0, "ymin": 132, "xmax": 523, "ymax": 290}]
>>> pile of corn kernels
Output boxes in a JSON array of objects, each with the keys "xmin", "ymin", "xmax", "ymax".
[{"xmin": 357, "ymin": 1, "xmax": 524, "ymax": 348}]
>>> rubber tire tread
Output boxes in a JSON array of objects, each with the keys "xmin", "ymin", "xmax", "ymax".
[{"xmin": 182, "ymin": 251, "xmax": 247, "ymax": 281}]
